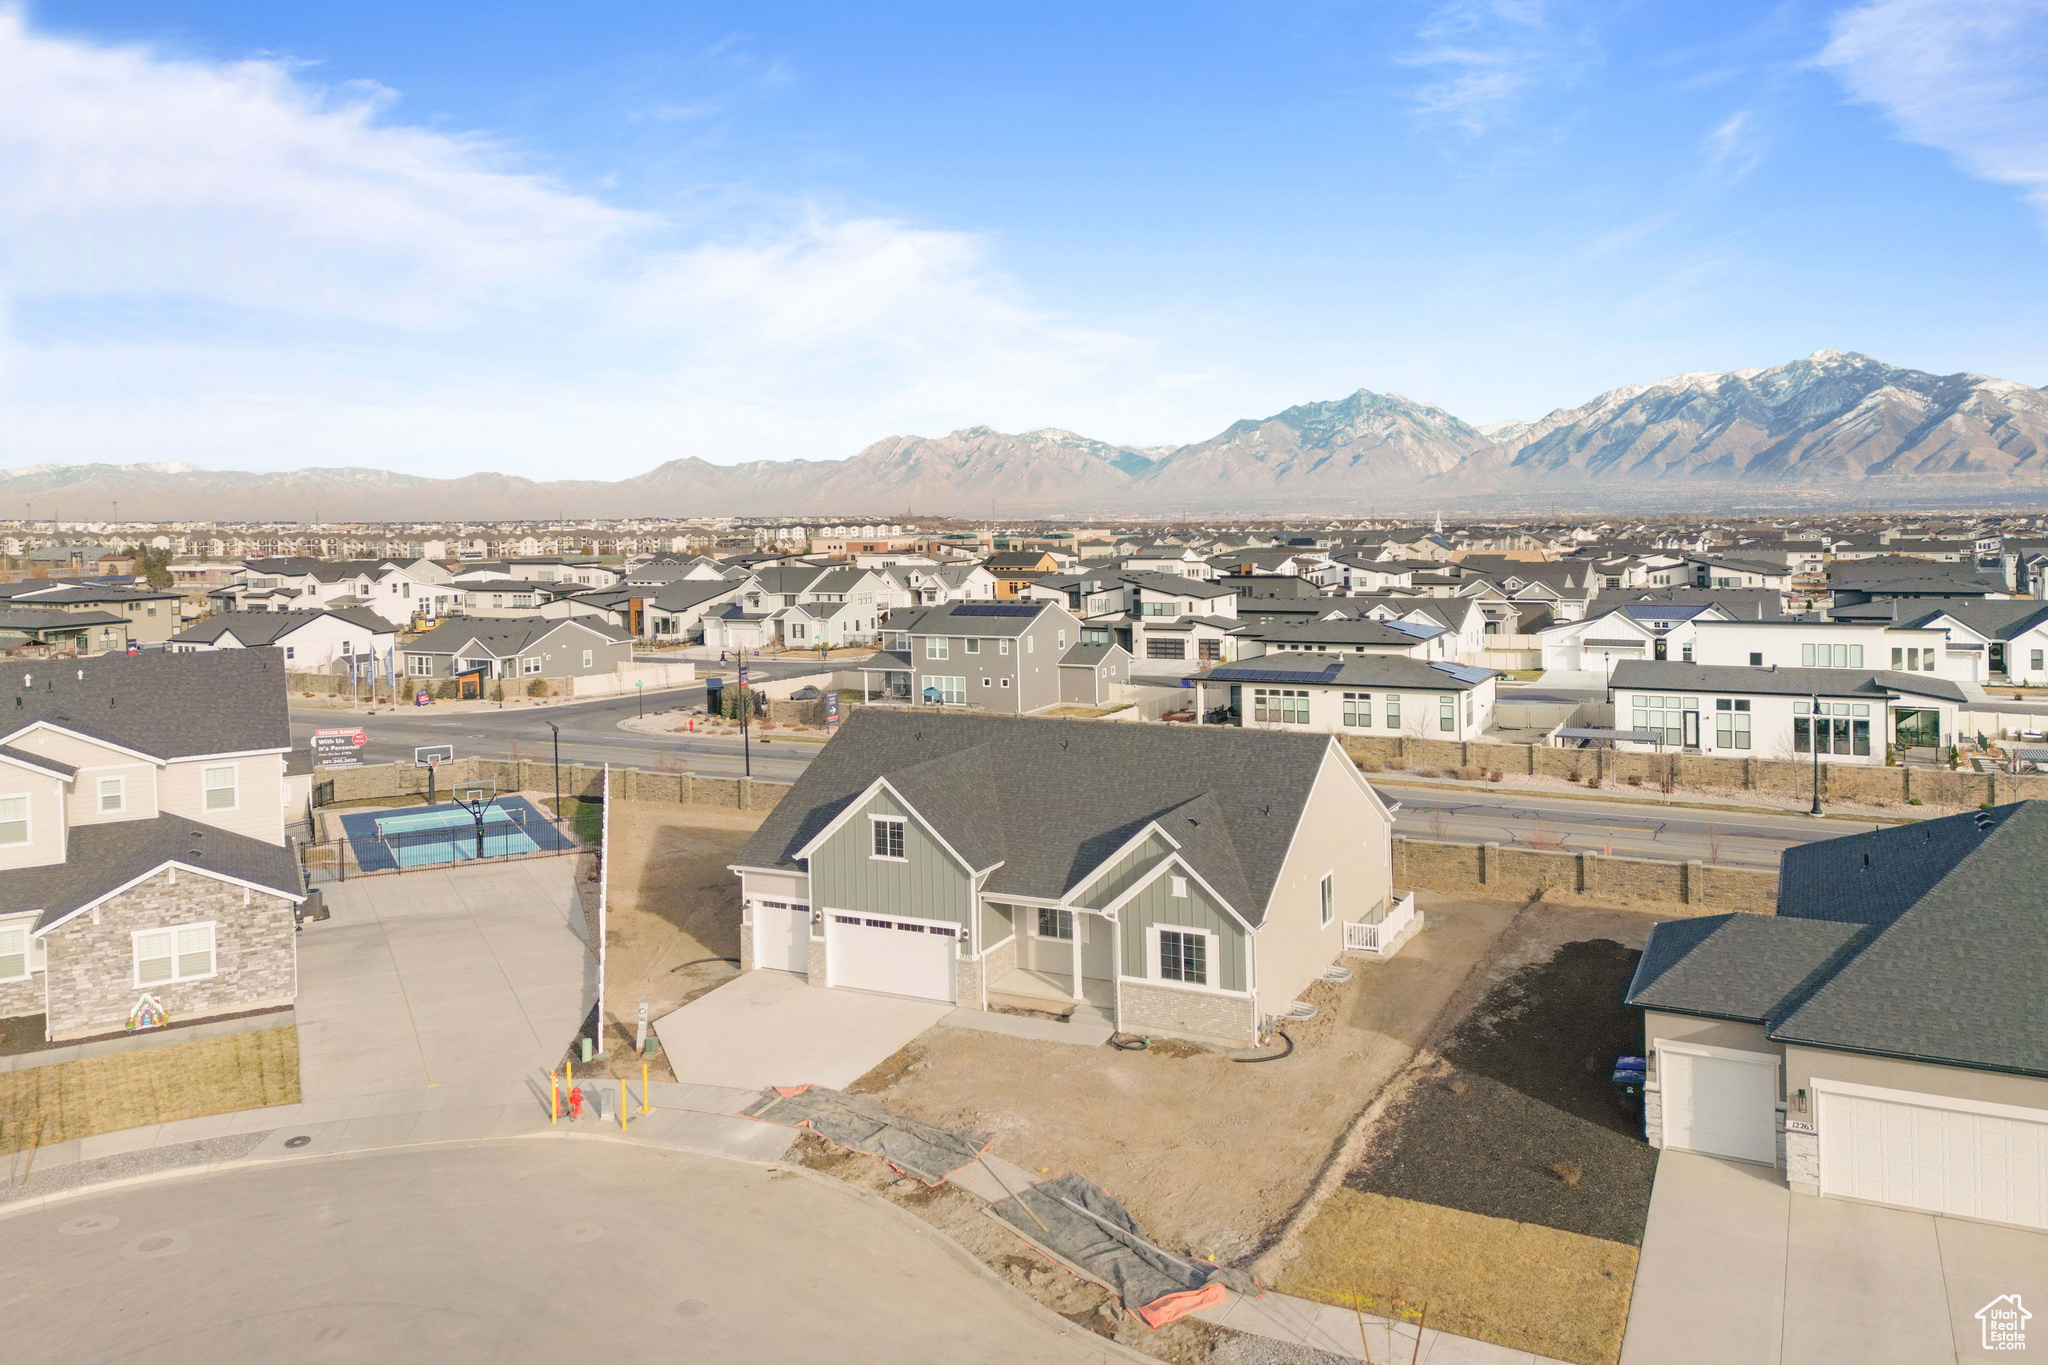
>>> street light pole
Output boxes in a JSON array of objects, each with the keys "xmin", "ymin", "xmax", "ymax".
[
  {"xmin": 1809, "ymin": 693, "xmax": 1823, "ymax": 816},
  {"xmin": 547, "ymin": 721, "xmax": 561, "ymax": 830}
]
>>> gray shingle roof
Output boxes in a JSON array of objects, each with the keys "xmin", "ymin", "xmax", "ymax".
[
  {"xmin": 1207, "ymin": 656, "xmax": 1495, "ymax": 690},
  {"xmin": 174, "ymin": 608, "xmax": 393, "ymax": 647},
  {"xmin": 1608, "ymin": 660, "xmax": 1969, "ymax": 703},
  {"xmin": 1628, "ymin": 801, "xmax": 2048, "ymax": 1077},
  {"xmin": 737, "ymin": 710, "xmax": 1341, "ymax": 925},
  {"xmin": 403, "ymin": 618, "xmax": 629, "ymax": 656},
  {"xmin": 5, "ymin": 814, "xmax": 304, "ymax": 932},
  {"xmin": 1058, "ymin": 643, "xmax": 1124, "ymax": 667},
  {"xmin": 886, "ymin": 601, "xmax": 1066, "ymax": 638},
  {"xmin": 0, "ymin": 649, "xmax": 291, "ymax": 758}
]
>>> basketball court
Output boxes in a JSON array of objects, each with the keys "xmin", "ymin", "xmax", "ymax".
[{"xmin": 334, "ymin": 790, "xmax": 576, "ymax": 873}]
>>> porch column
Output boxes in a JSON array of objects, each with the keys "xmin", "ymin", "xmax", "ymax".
[{"xmin": 1071, "ymin": 919, "xmax": 1083, "ymax": 1001}]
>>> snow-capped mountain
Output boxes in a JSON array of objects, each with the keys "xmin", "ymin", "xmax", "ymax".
[{"xmin": 5, "ymin": 352, "xmax": 2046, "ymax": 519}]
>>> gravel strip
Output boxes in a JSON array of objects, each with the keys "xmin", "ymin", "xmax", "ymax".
[{"xmin": 0, "ymin": 1132, "xmax": 268, "ymax": 1209}]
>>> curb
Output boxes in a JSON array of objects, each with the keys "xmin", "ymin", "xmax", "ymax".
[{"xmin": 0, "ymin": 1125, "xmax": 1160, "ymax": 1364}]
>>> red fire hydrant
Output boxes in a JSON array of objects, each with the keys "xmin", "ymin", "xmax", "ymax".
[{"xmin": 567, "ymin": 1085, "xmax": 586, "ymax": 1120}]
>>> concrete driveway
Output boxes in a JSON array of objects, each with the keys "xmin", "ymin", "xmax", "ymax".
[
  {"xmin": 7, "ymin": 1141, "xmax": 1125, "ymax": 1364},
  {"xmin": 295, "ymin": 859, "xmax": 593, "ymax": 1100},
  {"xmin": 1622, "ymin": 1149, "xmax": 2048, "ymax": 1364},
  {"xmin": 653, "ymin": 970, "xmax": 950, "ymax": 1091}
]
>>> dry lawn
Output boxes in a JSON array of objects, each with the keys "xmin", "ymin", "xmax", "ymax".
[
  {"xmin": 580, "ymin": 800, "xmax": 765, "ymax": 1079},
  {"xmin": 1279, "ymin": 1189, "xmax": 1637, "ymax": 1365},
  {"xmin": 849, "ymin": 894, "xmax": 1526, "ymax": 1263},
  {"xmin": 1, "ymin": 1026, "xmax": 299, "ymax": 1154}
]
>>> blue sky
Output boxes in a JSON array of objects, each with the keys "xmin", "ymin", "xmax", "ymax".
[{"xmin": 3, "ymin": 0, "xmax": 2046, "ymax": 476}]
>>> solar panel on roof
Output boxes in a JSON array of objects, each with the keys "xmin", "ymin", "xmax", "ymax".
[
  {"xmin": 1206, "ymin": 666, "xmax": 1343, "ymax": 684},
  {"xmin": 951, "ymin": 603, "xmax": 1041, "ymax": 616}
]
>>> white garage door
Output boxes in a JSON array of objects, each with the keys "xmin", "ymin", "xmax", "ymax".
[
  {"xmin": 753, "ymin": 901, "xmax": 810, "ymax": 974},
  {"xmin": 1662, "ymin": 1049, "xmax": 1778, "ymax": 1165},
  {"xmin": 1820, "ymin": 1088, "xmax": 2048, "ymax": 1230},
  {"xmin": 826, "ymin": 913, "xmax": 957, "ymax": 1003}
]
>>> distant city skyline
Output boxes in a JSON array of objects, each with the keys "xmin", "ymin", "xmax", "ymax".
[{"xmin": 4, "ymin": 1, "xmax": 2046, "ymax": 477}]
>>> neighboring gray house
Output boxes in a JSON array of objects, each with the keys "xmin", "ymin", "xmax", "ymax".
[
  {"xmin": 1627, "ymin": 801, "xmax": 2048, "ymax": 1231},
  {"xmin": 1057, "ymin": 642, "xmax": 1132, "ymax": 706},
  {"xmin": 0, "ymin": 650, "xmax": 305, "ymax": 1040},
  {"xmin": 400, "ymin": 618, "xmax": 633, "ymax": 683},
  {"xmin": 729, "ymin": 711, "xmax": 1401, "ymax": 1044},
  {"xmin": 853, "ymin": 600, "xmax": 1083, "ymax": 714}
]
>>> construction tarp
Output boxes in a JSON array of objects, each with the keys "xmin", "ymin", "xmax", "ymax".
[
  {"xmin": 988, "ymin": 1172, "xmax": 1259, "ymax": 1328},
  {"xmin": 740, "ymin": 1085, "xmax": 993, "ymax": 1187}
]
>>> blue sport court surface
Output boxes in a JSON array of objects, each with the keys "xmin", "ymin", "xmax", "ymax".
[{"xmin": 337, "ymin": 795, "xmax": 576, "ymax": 872}]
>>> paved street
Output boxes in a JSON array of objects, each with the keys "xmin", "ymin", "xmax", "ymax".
[{"xmin": 3, "ymin": 1141, "xmax": 1128, "ymax": 1365}]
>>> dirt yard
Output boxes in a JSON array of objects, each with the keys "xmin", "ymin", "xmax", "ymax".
[
  {"xmin": 844, "ymin": 893, "xmax": 1527, "ymax": 1264},
  {"xmin": 574, "ymin": 800, "xmax": 765, "ymax": 1080},
  {"xmin": 1277, "ymin": 901, "xmax": 1668, "ymax": 1365}
]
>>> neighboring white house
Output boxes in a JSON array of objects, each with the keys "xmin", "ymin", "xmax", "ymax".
[
  {"xmin": 1607, "ymin": 661, "xmax": 1968, "ymax": 763},
  {"xmin": 1689, "ymin": 619, "xmax": 1966, "ymax": 681},
  {"xmin": 1201, "ymin": 656, "xmax": 1498, "ymax": 740},
  {"xmin": 169, "ymin": 609, "xmax": 397, "ymax": 670}
]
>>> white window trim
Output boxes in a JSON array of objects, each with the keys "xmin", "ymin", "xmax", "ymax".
[
  {"xmin": 203, "ymin": 763, "xmax": 239, "ymax": 813},
  {"xmin": 868, "ymin": 813, "xmax": 908, "ymax": 862},
  {"xmin": 0, "ymin": 918, "xmax": 30, "ymax": 981},
  {"xmin": 132, "ymin": 919, "xmax": 218, "ymax": 988},
  {"xmin": 0, "ymin": 791, "xmax": 30, "ymax": 846},
  {"xmin": 1146, "ymin": 923, "xmax": 1223, "ymax": 992},
  {"xmin": 98, "ymin": 775, "xmax": 125, "ymax": 814}
]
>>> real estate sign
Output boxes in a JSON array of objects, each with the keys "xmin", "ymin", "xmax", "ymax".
[{"xmin": 312, "ymin": 727, "xmax": 368, "ymax": 766}]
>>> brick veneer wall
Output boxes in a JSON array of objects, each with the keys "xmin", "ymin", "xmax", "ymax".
[
  {"xmin": 0, "ymin": 967, "xmax": 42, "ymax": 1019},
  {"xmin": 40, "ymin": 871, "xmax": 296, "ymax": 1040},
  {"xmin": 1119, "ymin": 980, "xmax": 1259, "ymax": 1045}
]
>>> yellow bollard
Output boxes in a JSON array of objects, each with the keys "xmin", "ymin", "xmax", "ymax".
[
  {"xmin": 640, "ymin": 1061, "xmax": 651, "ymax": 1114},
  {"xmin": 551, "ymin": 1070, "xmax": 559, "ymax": 1124},
  {"xmin": 618, "ymin": 1077, "xmax": 628, "ymax": 1131}
]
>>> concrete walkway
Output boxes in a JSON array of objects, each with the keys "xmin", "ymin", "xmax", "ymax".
[
  {"xmin": 1622, "ymin": 1149, "xmax": 2048, "ymax": 1364},
  {"xmin": 295, "ymin": 858, "xmax": 593, "ymax": 1100},
  {"xmin": 652, "ymin": 970, "xmax": 950, "ymax": 1090}
]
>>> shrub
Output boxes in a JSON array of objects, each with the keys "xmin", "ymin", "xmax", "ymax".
[
  {"xmin": 1626, "ymin": 774, "xmax": 1643, "ymax": 787},
  {"xmin": 1488, "ymin": 769, "xmax": 1504, "ymax": 783},
  {"xmin": 1567, "ymin": 770, "xmax": 1583, "ymax": 783},
  {"xmin": 490, "ymin": 682, "xmax": 505, "ymax": 703},
  {"xmin": 1908, "ymin": 796, "xmax": 1923, "ymax": 805},
  {"xmin": 1355, "ymin": 757, "xmax": 1384, "ymax": 773},
  {"xmin": 1456, "ymin": 764, "xmax": 1484, "ymax": 781},
  {"xmin": 526, "ymin": 677, "xmax": 549, "ymax": 698},
  {"xmin": 1586, "ymin": 776, "xmax": 1602, "ymax": 789},
  {"xmin": 436, "ymin": 679, "xmax": 459, "ymax": 700}
]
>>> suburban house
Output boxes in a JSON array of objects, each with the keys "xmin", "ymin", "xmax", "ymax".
[
  {"xmin": 1056, "ymin": 641, "xmax": 1134, "ymax": 707},
  {"xmin": 1024, "ymin": 570, "xmax": 1240, "ymax": 666},
  {"xmin": 220, "ymin": 557, "xmax": 457, "ymax": 624},
  {"xmin": 399, "ymin": 618, "xmax": 634, "ymax": 684},
  {"xmin": 853, "ymin": 600, "xmax": 1084, "ymax": 713},
  {"xmin": 1896, "ymin": 599, "xmax": 2048, "ymax": 686},
  {"xmin": 1235, "ymin": 617, "xmax": 1453, "ymax": 663},
  {"xmin": 170, "ymin": 608, "xmax": 396, "ymax": 669},
  {"xmin": 1626, "ymin": 801, "xmax": 2047, "ymax": 1231},
  {"xmin": 1200, "ymin": 656, "xmax": 1498, "ymax": 739},
  {"xmin": 0, "ymin": 581, "xmax": 183, "ymax": 646},
  {"xmin": 0, "ymin": 608, "xmax": 131, "ymax": 656},
  {"xmin": 1605, "ymin": 660, "xmax": 1968, "ymax": 762},
  {"xmin": 729, "ymin": 711, "xmax": 1402, "ymax": 1044},
  {"xmin": 0, "ymin": 650, "xmax": 305, "ymax": 1041}
]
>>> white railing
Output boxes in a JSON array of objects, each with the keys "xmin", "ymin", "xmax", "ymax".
[{"xmin": 1345, "ymin": 892, "xmax": 1417, "ymax": 956}]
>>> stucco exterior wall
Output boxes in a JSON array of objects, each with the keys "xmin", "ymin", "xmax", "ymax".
[
  {"xmin": 1786, "ymin": 1045, "xmax": 2048, "ymax": 1117},
  {"xmin": 40, "ymin": 869, "xmax": 296, "ymax": 1039},
  {"xmin": 1254, "ymin": 746, "xmax": 1391, "ymax": 1014}
]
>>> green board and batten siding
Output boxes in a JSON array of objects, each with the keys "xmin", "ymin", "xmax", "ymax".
[
  {"xmin": 1071, "ymin": 832, "xmax": 1176, "ymax": 911},
  {"xmin": 807, "ymin": 788, "xmax": 973, "ymax": 928},
  {"xmin": 1116, "ymin": 868, "xmax": 1249, "ymax": 993}
]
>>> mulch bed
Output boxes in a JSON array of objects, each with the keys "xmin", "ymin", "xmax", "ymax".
[{"xmin": 1344, "ymin": 939, "xmax": 1657, "ymax": 1246}]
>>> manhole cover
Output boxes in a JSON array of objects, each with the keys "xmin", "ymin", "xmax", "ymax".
[
  {"xmin": 284, "ymin": 1135, "xmax": 313, "ymax": 1149},
  {"xmin": 57, "ymin": 1214, "xmax": 118, "ymax": 1236},
  {"xmin": 675, "ymin": 1299, "xmax": 710, "ymax": 1319},
  {"xmin": 120, "ymin": 1230, "xmax": 191, "ymax": 1260}
]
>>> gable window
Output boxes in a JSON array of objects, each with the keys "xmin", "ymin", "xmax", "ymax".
[
  {"xmin": 98, "ymin": 777, "xmax": 125, "ymax": 813},
  {"xmin": 1320, "ymin": 873, "xmax": 1335, "ymax": 926},
  {"xmin": 1158, "ymin": 929, "xmax": 1207, "ymax": 986},
  {"xmin": 134, "ymin": 922, "xmax": 215, "ymax": 986},
  {"xmin": 0, "ymin": 922, "xmax": 26, "ymax": 981},
  {"xmin": 204, "ymin": 765, "xmax": 237, "ymax": 811},
  {"xmin": 1342, "ymin": 692, "xmax": 1372, "ymax": 728},
  {"xmin": 927, "ymin": 637, "xmax": 949, "ymax": 660},
  {"xmin": 871, "ymin": 817, "xmax": 906, "ymax": 861},
  {"xmin": 0, "ymin": 795, "xmax": 32, "ymax": 846},
  {"xmin": 1036, "ymin": 907, "xmax": 1074, "ymax": 940}
]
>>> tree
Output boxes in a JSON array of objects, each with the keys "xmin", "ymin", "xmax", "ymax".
[
  {"xmin": 490, "ymin": 682, "xmax": 505, "ymax": 704},
  {"xmin": 131, "ymin": 545, "xmax": 175, "ymax": 591}
]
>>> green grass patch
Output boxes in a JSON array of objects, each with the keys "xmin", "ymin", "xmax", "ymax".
[{"xmin": 546, "ymin": 796, "xmax": 605, "ymax": 844}]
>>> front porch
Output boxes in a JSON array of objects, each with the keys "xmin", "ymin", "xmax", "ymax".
[{"xmin": 986, "ymin": 966, "xmax": 1115, "ymax": 1022}]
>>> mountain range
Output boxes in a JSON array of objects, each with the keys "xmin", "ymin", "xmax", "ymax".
[{"xmin": 6, "ymin": 350, "xmax": 2047, "ymax": 521}]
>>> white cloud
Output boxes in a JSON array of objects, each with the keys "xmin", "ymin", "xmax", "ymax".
[
  {"xmin": 1819, "ymin": 0, "xmax": 2048, "ymax": 222},
  {"xmin": 0, "ymin": 8, "xmax": 1183, "ymax": 474},
  {"xmin": 1701, "ymin": 109, "xmax": 1766, "ymax": 180},
  {"xmin": 1400, "ymin": 1, "xmax": 1596, "ymax": 135}
]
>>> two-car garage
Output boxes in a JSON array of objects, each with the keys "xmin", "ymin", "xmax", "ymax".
[
  {"xmin": 1818, "ymin": 1084, "xmax": 2048, "ymax": 1231},
  {"xmin": 825, "ymin": 912, "xmax": 958, "ymax": 1003}
]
